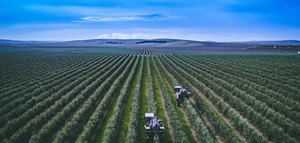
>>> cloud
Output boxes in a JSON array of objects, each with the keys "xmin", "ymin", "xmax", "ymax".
[
  {"xmin": 78, "ymin": 13, "xmax": 167, "ymax": 22},
  {"xmin": 95, "ymin": 30, "xmax": 292, "ymax": 42},
  {"xmin": 96, "ymin": 31, "xmax": 210, "ymax": 40}
]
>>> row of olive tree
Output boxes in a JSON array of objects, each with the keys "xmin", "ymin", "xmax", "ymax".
[
  {"xmin": 23, "ymin": 55, "xmax": 126, "ymax": 143},
  {"xmin": 186, "ymin": 55, "xmax": 299, "ymax": 123},
  {"xmin": 163, "ymin": 55, "xmax": 297, "ymax": 143},
  {"xmin": 155, "ymin": 57, "xmax": 217, "ymax": 143},
  {"xmin": 67, "ymin": 56, "xmax": 135, "ymax": 143},
  {"xmin": 0, "ymin": 55, "xmax": 116, "ymax": 142},
  {"xmin": 101, "ymin": 56, "xmax": 140, "ymax": 143}
]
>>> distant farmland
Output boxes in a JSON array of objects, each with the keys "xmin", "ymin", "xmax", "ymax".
[{"xmin": 0, "ymin": 48, "xmax": 299, "ymax": 143}]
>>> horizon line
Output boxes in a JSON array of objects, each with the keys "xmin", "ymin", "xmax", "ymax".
[{"xmin": 1, "ymin": 38, "xmax": 300, "ymax": 43}]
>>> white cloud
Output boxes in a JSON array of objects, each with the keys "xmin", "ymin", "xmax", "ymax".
[
  {"xmin": 80, "ymin": 16, "xmax": 143, "ymax": 22},
  {"xmin": 78, "ymin": 13, "xmax": 167, "ymax": 22},
  {"xmin": 95, "ymin": 31, "xmax": 289, "ymax": 42},
  {"xmin": 3, "ymin": 23, "xmax": 298, "ymax": 42},
  {"xmin": 96, "ymin": 32, "xmax": 210, "ymax": 40}
]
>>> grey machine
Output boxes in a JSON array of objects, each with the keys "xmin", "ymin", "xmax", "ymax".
[
  {"xmin": 145, "ymin": 113, "xmax": 164, "ymax": 143},
  {"xmin": 174, "ymin": 86, "xmax": 191, "ymax": 107}
]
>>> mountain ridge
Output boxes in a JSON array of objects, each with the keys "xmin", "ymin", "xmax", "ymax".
[
  {"xmin": 1, "ymin": 38, "xmax": 300, "ymax": 45},
  {"xmin": 1, "ymin": 38, "xmax": 299, "ymax": 52}
]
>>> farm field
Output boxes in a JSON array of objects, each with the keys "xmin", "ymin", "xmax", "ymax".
[{"xmin": 0, "ymin": 48, "xmax": 299, "ymax": 143}]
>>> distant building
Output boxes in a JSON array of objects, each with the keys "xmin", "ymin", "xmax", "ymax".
[
  {"xmin": 274, "ymin": 45, "xmax": 276, "ymax": 48},
  {"xmin": 298, "ymin": 51, "xmax": 300, "ymax": 54}
]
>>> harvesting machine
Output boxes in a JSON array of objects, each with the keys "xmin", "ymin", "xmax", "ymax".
[
  {"xmin": 174, "ymin": 86, "xmax": 191, "ymax": 107},
  {"xmin": 145, "ymin": 113, "xmax": 164, "ymax": 143}
]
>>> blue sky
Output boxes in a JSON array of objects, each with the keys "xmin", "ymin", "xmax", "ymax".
[{"xmin": 0, "ymin": 0, "xmax": 299, "ymax": 41}]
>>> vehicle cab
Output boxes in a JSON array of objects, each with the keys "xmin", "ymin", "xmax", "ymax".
[{"xmin": 174, "ymin": 86, "xmax": 182, "ymax": 93}]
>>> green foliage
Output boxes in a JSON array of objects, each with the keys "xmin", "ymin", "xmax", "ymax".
[
  {"xmin": 117, "ymin": 56, "xmax": 143, "ymax": 142},
  {"xmin": 160, "ymin": 55, "xmax": 244, "ymax": 143},
  {"xmin": 168, "ymin": 54, "xmax": 298, "ymax": 142},
  {"xmin": 153, "ymin": 57, "xmax": 196, "ymax": 143},
  {"xmin": 66, "ymin": 56, "xmax": 135, "ymax": 143},
  {"xmin": 161, "ymin": 54, "xmax": 298, "ymax": 143},
  {"xmin": 149, "ymin": 57, "xmax": 173, "ymax": 143},
  {"xmin": 155, "ymin": 57, "xmax": 216, "ymax": 143},
  {"xmin": 125, "ymin": 57, "xmax": 144, "ymax": 143},
  {"xmin": 0, "ymin": 50, "xmax": 299, "ymax": 143},
  {"xmin": 26, "ymin": 55, "xmax": 127, "ymax": 143},
  {"xmin": 150, "ymin": 57, "xmax": 190, "ymax": 143},
  {"xmin": 137, "ymin": 56, "xmax": 149, "ymax": 142},
  {"xmin": 101, "ymin": 56, "xmax": 140, "ymax": 143}
]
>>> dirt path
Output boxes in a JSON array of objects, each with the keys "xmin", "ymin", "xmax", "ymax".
[
  {"xmin": 221, "ymin": 99, "xmax": 266, "ymax": 137},
  {"xmin": 188, "ymin": 83, "xmax": 248, "ymax": 143},
  {"xmin": 158, "ymin": 89, "xmax": 175, "ymax": 143},
  {"xmin": 181, "ymin": 108, "xmax": 200, "ymax": 143},
  {"xmin": 149, "ymin": 57, "xmax": 174, "ymax": 142},
  {"xmin": 163, "ymin": 70, "xmax": 200, "ymax": 143},
  {"xmin": 163, "ymin": 54, "xmax": 251, "ymax": 142},
  {"xmin": 158, "ymin": 55, "xmax": 240, "ymax": 142},
  {"xmin": 50, "ymin": 81, "xmax": 104, "ymax": 141},
  {"xmin": 190, "ymin": 98, "xmax": 224, "ymax": 143},
  {"xmin": 154, "ymin": 57, "xmax": 200, "ymax": 143},
  {"xmin": 178, "ymin": 55, "xmax": 268, "ymax": 138},
  {"xmin": 124, "ymin": 58, "xmax": 143, "ymax": 143}
]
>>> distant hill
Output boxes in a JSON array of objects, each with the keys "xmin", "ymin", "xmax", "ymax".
[
  {"xmin": 1, "ymin": 38, "xmax": 299, "ymax": 52},
  {"xmin": 0, "ymin": 39, "xmax": 57, "ymax": 45},
  {"xmin": 1, "ymin": 38, "xmax": 299, "ymax": 46},
  {"xmin": 242, "ymin": 40, "xmax": 300, "ymax": 44},
  {"xmin": 52, "ymin": 38, "xmax": 254, "ymax": 49}
]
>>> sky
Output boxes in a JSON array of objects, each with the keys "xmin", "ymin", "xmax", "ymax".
[{"xmin": 0, "ymin": 0, "xmax": 300, "ymax": 42}]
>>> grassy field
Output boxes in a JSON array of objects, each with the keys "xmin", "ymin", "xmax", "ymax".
[{"xmin": 0, "ymin": 48, "xmax": 299, "ymax": 143}]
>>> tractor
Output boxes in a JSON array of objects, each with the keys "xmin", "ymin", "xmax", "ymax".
[
  {"xmin": 145, "ymin": 113, "xmax": 164, "ymax": 143},
  {"xmin": 174, "ymin": 86, "xmax": 191, "ymax": 107}
]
